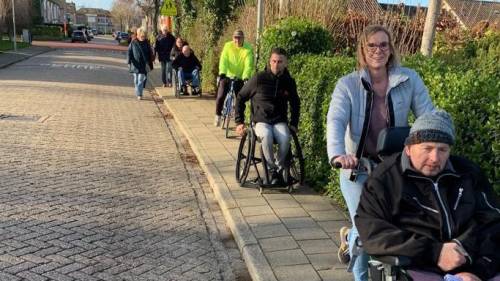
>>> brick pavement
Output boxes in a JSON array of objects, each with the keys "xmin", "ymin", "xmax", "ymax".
[
  {"xmin": 149, "ymin": 72, "xmax": 352, "ymax": 281},
  {"xmin": 0, "ymin": 49, "xmax": 243, "ymax": 280}
]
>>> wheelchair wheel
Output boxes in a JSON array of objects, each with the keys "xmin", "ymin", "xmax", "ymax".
[
  {"xmin": 288, "ymin": 130, "xmax": 305, "ymax": 187},
  {"xmin": 235, "ymin": 128, "xmax": 254, "ymax": 186}
]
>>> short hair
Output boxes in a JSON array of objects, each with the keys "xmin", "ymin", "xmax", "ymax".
[
  {"xmin": 270, "ymin": 47, "xmax": 288, "ymax": 58},
  {"xmin": 356, "ymin": 25, "xmax": 399, "ymax": 70},
  {"xmin": 136, "ymin": 27, "xmax": 147, "ymax": 36}
]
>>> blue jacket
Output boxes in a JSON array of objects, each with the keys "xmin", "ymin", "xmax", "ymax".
[
  {"xmin": 127, "ymin": 39, "xmax": 153, "ymax": 74},
  {"xmin": 326, "ymin": 66, "xmax": 434, "ymax": 162}
]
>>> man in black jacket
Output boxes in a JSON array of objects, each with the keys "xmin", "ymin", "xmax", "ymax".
[
  {"xmin": 235, "ymin": 48, "xmax": 300, "ymax": 185},
  {"xmin": 155, "ymin": 26, "xmax": 175, "ymax": 87},
  {"xmin": 172, "ymin": 45, "xmax": 202, "ymax": 95},
  {"xmin": 355, "ymin": 110, "xmax": 500, "ymax": 281}
]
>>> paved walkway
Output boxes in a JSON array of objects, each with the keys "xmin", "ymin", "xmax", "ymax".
[
  {"xmin": 149, "ymin": 73, "xmax": 351, "ymax": 281},
  {"xmin": 0, "ymin": 45, "xmax": 52, "ymax": 69}
]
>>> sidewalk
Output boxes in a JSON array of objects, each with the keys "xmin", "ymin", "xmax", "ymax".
[
  {"xmin": 0, "ymin": 45, "xmax": 52, "ymax": 69},
  {"xmin": 149, "ymin": 73, "xmax": 352, "ymax": 281}
]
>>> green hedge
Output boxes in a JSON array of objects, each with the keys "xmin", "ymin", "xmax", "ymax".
[
  {"xmin": 287, "ymin": 55, "xmax": 355, "ymax": 205},
  {"xmin": 32, "ymin": 26, "xmax": 63, "ymax": 39},
  {"xmin": 259, "ymin": 17, "xmax": 332, "ymax": 69}
]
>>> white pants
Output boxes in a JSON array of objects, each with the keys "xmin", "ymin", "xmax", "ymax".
[{"xmin": 254, "ymin": 122, "xmax": 290, "ymax": 171}]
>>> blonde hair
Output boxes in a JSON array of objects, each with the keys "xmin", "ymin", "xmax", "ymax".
[
  {"xmin": 356, "ymin": 25, "xmax": 400, "ymax": 70},
  {"xmin": 136, "ymin": 27, "xmax": 147, "ymax": 36}
]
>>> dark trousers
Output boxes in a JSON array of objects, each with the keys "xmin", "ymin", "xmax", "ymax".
[
  {"xmin": 215, "ymin": 78, "xmax": 244, "ymax": 116},
  {"xmin": 160, "ymin": 60, "xmax": 172, "ymax": 85}
]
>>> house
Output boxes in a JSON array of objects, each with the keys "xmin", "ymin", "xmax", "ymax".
[
  {"xmin": 442, "ymin": 0, "xmax": 500, "ymax": 29},
  {"xmin": 41, "ymin": 0, "xmax": 65, "ymax": 24},
  {"xmin": 348, "ymin": 0, "xmax": 381, "ymax": 15},
  {"xmin": 76, "ymin": 8, "xmax": 113, "ymax": 34}
]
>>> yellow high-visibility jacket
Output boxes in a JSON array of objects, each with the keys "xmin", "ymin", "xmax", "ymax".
[{"xmin": 218, "ymin": 41, "xmax": 254, "ymax": 80}]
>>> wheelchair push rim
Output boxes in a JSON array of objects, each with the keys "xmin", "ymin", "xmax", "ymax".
[{"xmin": 235, "ymin": 129, "xmax": 253, "ymax": 186}]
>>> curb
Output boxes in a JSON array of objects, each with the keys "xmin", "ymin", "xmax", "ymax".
[
  {"xmin": 0, "ymin": 46, "xmax": 53, "ymax": 69},
  {"xmin": 151, "ymin": 75, "xmax": 278, "ymax": 281}
]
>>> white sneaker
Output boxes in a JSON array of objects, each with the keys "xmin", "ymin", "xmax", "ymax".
[
  {"xmin": 137, "ymin": 96, "xmax": 142, "ymax": 100},
  {"xmin": 214, "ymin": 115, "xmax": 221, "ymax": 127}
]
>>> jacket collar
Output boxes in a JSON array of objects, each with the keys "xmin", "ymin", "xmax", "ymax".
[
  {"xmin": 359, "ymin": 66, "xmax": 409, "ymax": 90},
  {"xmin": 400, "ymin": 151, "xmax": 457, "ymax": 177}
]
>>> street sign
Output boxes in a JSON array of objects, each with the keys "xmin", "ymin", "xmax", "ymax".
[{"xmin": 160, "ymin": 0, "xmax": 177, "ymax": 16}]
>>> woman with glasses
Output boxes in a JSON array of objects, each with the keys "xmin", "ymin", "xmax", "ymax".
[{"xmin": 326, "ymin": 25, "xmax": 434, "ymax": 281}]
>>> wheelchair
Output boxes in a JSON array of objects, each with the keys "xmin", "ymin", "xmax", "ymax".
[
  {"xmin": 172, "ymin": 68, "xmax": 202, "ymax": 98},
  {"xmin": 335, "ymin": 126, "xmax": 412, "ymax": 281},
  {"xmin": 235, "ymin": 121, "xmax": 305, "ymax": 194}
]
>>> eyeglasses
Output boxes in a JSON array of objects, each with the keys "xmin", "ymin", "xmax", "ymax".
[{"xmin": 366, "ymin": 42, "xmax": 389, "ymax": 52}]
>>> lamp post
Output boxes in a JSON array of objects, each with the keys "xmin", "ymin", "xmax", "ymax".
[
  {"xmin": 11, "ymin": 0, "xmax": 17, "ymax": 52},
  {"xmin": 255, "ymin": 0, "xmax": 264, "ymax": 69}
]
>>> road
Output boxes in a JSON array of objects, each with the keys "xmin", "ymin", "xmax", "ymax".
[{"xmin": 0, "ymin": 44, "xmax": 249, "ymax": 280}]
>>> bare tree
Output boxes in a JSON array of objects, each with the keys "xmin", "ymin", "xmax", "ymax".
[
  {"xmin": 111, "ymin": 0, "xmax": 140, "ymax": 31},
  {"xmin": 136, "ymin": 0, "xmax": 161, "ymax": 35},
  {"xmin": 1, "ymin": 0, "xmax": 33, "ymax": 38}
]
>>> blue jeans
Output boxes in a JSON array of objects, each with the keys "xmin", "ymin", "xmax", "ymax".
[
  {"xmin": 160, "ymin": 60, "xmax": 172, "ymax": 85},
  {"xmin": 133, "ymin": 73, "xmax": 147, "ymax": 97},
  {"xmin": 254, "ymin": 122, "xmax": 290, "ymax": 171},
  {"xmin": 340, "ymin": 169, "xmax": 369, "ymax": 281},
  {"xmin": 178, "ymin": 69, "xmax": 200, "ymax": 88}
]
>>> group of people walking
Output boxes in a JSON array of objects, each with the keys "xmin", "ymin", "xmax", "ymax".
[
  {"xmin": 127, "ymin": 26, "xmax": 201, "ymax": 100},
  {"xmin": 127, "ymin": 23, "xmax": 500, "ymax": 281}
]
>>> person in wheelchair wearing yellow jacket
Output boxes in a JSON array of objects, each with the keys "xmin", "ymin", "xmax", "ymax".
[
  {"xmin": 235, "ymin": 48, "xmax": 300, "ymax": 185},
  {"xmin": 356, "ymin": 110, "xmax": 500, "ymax": 281}
]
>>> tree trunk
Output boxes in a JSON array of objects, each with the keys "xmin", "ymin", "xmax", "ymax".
[{"xmin": 420, "ymin": 0, "xmax": 441, "ymax": 57}]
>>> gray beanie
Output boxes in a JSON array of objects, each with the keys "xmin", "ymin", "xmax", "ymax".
[{"xmin": 405, "ymin": 109, "xmax": 455, "ymax": 145}]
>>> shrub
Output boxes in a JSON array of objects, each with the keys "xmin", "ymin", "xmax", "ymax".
[
  {"xmin": 32, "ymin": 25, "xmax": 63, "ymax": 40},
  {"xmin": 259, "ymin": 17, "xmax": 332, "ymax": 69},
  {"xmin": 287, "ymin": 54, "xmax": 355, "ymax": 206}
]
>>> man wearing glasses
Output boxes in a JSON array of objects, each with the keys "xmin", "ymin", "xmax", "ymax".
[{"xmin": 214, "ymin": 30, "xmax": 255, "ymax": 126}]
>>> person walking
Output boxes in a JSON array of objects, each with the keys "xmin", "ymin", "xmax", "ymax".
[
  {"xmin": 127, "ymin": 27, "xmax": 154, "ymax": 100},
  {"xmin": 326, "ymin": 24, "xmax": 434, "ymax": 281},
  {"xmin": 155, "ymin": 26, "xmax": 176, "ymax": 87},
  {"xmin": 214, "ymin": 29, "xmax": 254, "ymax": 126},
  {"xmin": 170, "ymin": 37, "xmax": 187, "ymax": 61}
]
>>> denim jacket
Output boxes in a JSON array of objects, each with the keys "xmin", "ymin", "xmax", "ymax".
[{"xmin": 326, "ymin": 66, "xmax": 434, "ymax": 162}]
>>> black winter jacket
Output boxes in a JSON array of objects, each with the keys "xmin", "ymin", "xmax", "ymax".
[
  {"xmin": 154, "ymin": 33, "xmax": 175, "ymax": 62},
  {"xmin": 172, "ymin": 53, "xmax": 201, "ymax": 73},
  {"xmin": 127, "ymin": 39, "xmax": 153, "ymax": 74},
  {"xmin": 235, "ymin": 68, "xmax": 300, "ymax": 128},
  {"xmin": 355, "ymin": 153, "xmax": 500, "ymax": 280}
]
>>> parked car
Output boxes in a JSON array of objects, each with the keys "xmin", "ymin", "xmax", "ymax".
[
  {"xmin": 71, "ymin": 30, "xmax": 88, "ymax": 43},
  {"xmin": 116, "ymin": 32, "xmax": 130, "ymax": 43}
]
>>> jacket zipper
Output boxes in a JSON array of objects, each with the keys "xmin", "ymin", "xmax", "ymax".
[
  {"xmin": 412, "ymin": 197, "xmax": 439, "ymax": 213},
  {"xmin": 481, "ymin": 192, "xmax": 500, "ymax": 214},
  {"xmin": 408, "ymin": 173, "xmax": 459, "ymax": 240},
  {"xmin": 453, "ymin": 187, "xmax": 463, "ymax": 211}
]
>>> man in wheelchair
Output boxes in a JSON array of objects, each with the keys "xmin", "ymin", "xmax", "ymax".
[
  {"xmin": 235, "ymin": 47, "xmax": 300, "ymax": 185},
  {"xmin": 355, "ymin": 110, "xmax": 500, "ymax": 281},
  {"xmin": 172, "ymin": 45, "xmax": 202, "ymax": 95}
]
